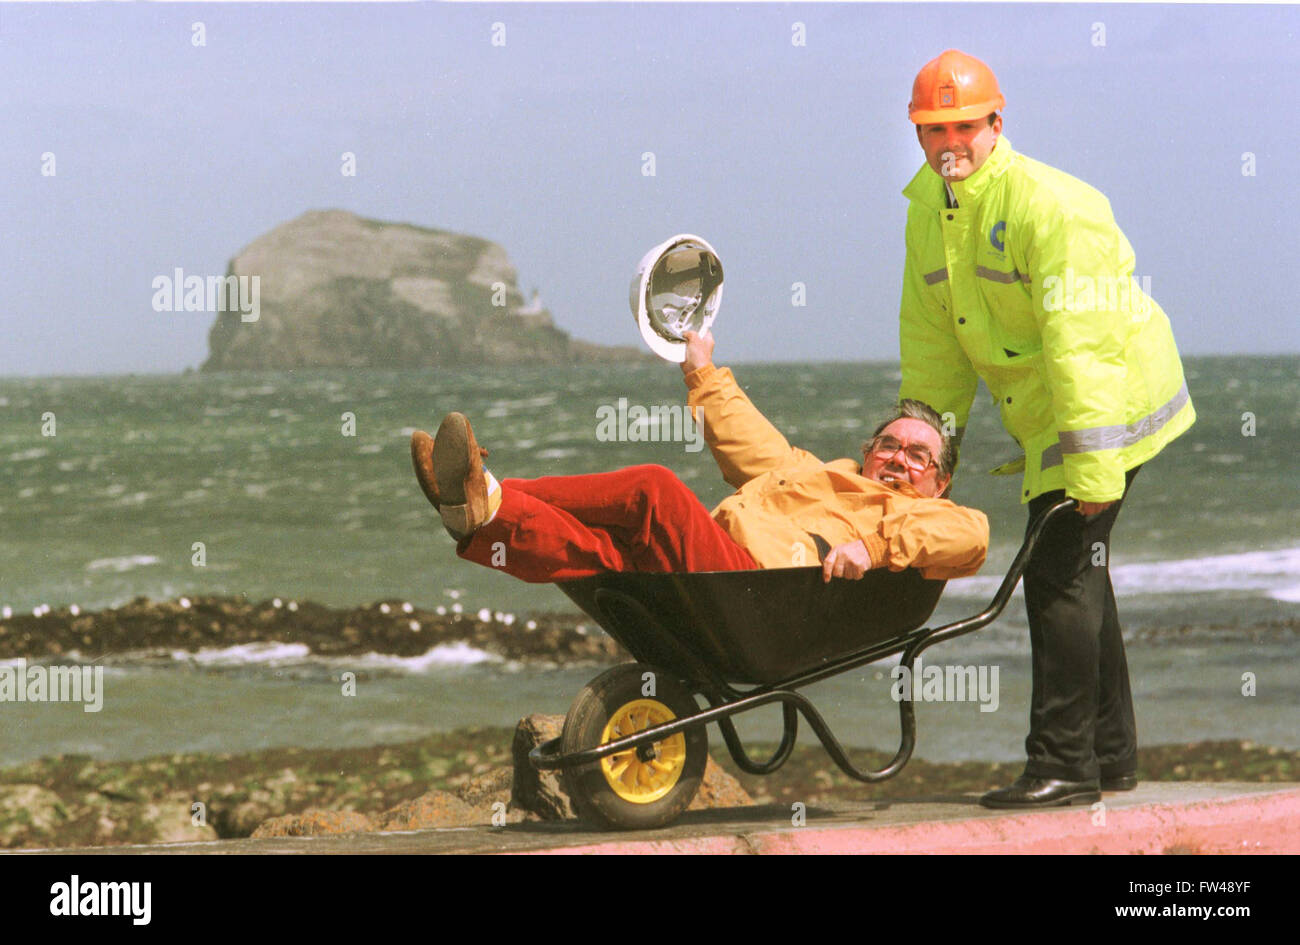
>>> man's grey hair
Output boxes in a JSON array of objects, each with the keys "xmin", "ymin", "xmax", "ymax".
[{"xmin": 864, "ymin": 398, "xmax": 957, "ymax": 480}]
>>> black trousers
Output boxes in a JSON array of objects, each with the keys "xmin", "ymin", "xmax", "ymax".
[{"xmin": 1021, "ymin": 466, "xmax": 1141, "ymax": 782}]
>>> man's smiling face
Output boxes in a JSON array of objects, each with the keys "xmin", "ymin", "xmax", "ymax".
[
  {"xmin": 862, "ymin": 418, "xmax": 951, "ymax": 498},
  {"xmin": 916, "ymin": 114, "xmax": 1002, "ymax": 182}
]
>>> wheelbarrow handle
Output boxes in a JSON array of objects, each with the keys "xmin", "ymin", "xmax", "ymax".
[
  {"xmin": 990, "ymin": 496, "xmax": 1078, "ymax": 615},
  {"xmin": 903, "ymin": 497, "xmax": 1076, "ymax": 660}
]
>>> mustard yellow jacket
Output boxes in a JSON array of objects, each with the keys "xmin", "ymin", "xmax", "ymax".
[{"xmin": 685, "ymin": 363, "xmax": 989, "ymax": 580}]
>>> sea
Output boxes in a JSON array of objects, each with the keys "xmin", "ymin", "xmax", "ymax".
[{"xmin": 1, "ymin": 357, "xmax": 1297, "ymax": 767}]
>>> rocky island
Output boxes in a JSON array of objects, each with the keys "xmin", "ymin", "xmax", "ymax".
[{"xmin": 201, "ymin": 209, "xmax": 648, "ymax": 370}]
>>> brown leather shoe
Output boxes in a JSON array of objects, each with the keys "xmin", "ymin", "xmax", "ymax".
[
  {"xmin": 410, "ymin": 430, "xmax": 442, "ymax": 509},
  {"xmin": 412, "ymin": 427, "xmax": 490, "ymax": 512},
  {"xmin": 433, "ymin": 413, "xmax": 491, "ymax": 538}
]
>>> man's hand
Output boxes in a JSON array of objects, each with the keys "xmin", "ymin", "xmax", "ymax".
[
  {"xmin": 1074, "ymin": 499, "xmax": 1116, "ymax": 516},
  {"xmin": 681, "ymin": 329, "xmax": 714, "ymax": 375},
  {"xmin": 822, "ymin": 540, "xmax": 875, "ymax": 583}
]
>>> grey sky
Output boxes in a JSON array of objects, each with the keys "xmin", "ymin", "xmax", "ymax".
[{"xmin": 3, "ymin": 2, "xmax": 1296, "ymax": 376}]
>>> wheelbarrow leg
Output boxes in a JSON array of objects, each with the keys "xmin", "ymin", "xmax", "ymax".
[
  {"xmin": 714, "ymin": 701, "xmax": 799, "ymax": 775},
  {"xmin": 707, "ymin": 679, "xmax": 917, "ymax": 784},
  {"xmin": 777, "ymin": 682, "xmax": 918, "ymax": 784}
]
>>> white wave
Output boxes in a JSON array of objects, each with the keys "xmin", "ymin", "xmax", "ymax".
[
  {"xmin": 8, "ymin": 448, "xmax": 48, "ymax": 462},
  {"xmin": 951, "ymin": 545, "xmax": 1300, "ymax": 600},
  {"xmin": 1110, "ymin": 546, "xmax": 1300, "ymax": 596},
  {"xmin": 488, "ymin": 394, "xmax": 558, "ymax": 411},
  {"xmin": 86, "ymin": 554, "xmax": 160, "ymax": 573},
  {"xmin": 349, "ymin": 642, "xmax": 502, "ymax": 671},
  {"xmin": 132, "ymin": 640, "xmax": 500, "ymax": 672},
  {"xmin": 178, "ymin": 642, "xmax": 312, "ymax": 666}
]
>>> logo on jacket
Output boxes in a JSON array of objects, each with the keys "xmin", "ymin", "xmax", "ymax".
[{"xmin": 990, "ymin": 221, "xmax": 1006, "ymax": 253}]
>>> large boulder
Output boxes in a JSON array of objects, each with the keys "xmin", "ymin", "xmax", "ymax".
[
  {"xmin": 0, "ymin": 784, "xmax": 70, "ymax": 848},
  {"xmin": 510, "ymin": 714, "xmax": 574, "ymax": 821},
  {"xmin": 689, "ymin": 757, "xmax": 755, "ymax": 812},
  {"xmin": 137, "ymin": 792, "xmax": 221, "ymax": 844},
  {"xmin": 201, "ymin": 209, "xmax": 648, "ymax": 370},
  {"xmin": 372, "ymin": 790, "xmax": 480, "ymax": 831},
  {"xmin": 250, "ymin": 808, "xmax": 374, "ymax": 838}
]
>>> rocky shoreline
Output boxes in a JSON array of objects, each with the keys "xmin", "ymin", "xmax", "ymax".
[
  {"xmin": 3, "ymin": 595, "xmax": 1295, "ymax": 667},
  {"xmin": 1, "ymin": 727, "xmax": 1294, "ymax": 850},
  {"xmin": 0, "ymin": 595, "xmax": 624, "ymax": 664}
]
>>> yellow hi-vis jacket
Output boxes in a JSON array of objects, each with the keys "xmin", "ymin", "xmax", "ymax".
[
  {"xmin": 685, "ymin": 363, "xmax": 989, "ymax": 579},
  {"xmin": 899, "ymin": 136, "xmax": 1195, "ymax": 503}
]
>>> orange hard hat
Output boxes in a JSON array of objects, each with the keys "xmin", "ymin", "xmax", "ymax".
[{"xmin": 908, "ymin": 49, "xmax": 1005, "ymax": 124}]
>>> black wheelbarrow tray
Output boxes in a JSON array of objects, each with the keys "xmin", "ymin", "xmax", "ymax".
[{"xmin": 529, "ymin": 498, "xmax": 1075, "ymax": 829}]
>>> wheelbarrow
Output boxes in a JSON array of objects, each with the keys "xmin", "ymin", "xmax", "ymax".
[{"xmin": 529, "ymin": 498, "xmax": 1076, "ymax": 829}]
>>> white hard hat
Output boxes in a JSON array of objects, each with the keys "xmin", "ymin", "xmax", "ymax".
[{"xmin": 628, "ymin": 234, "xmax": 724, "ymax": 363}]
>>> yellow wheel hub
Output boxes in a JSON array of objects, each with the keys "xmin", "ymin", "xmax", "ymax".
[{"xmin": 599, "ymin": 699, "xmax": 687, "ymax": 804}]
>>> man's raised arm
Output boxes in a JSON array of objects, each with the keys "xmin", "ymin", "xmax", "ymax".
[{"xmin": 680, "ymin": 329, "xmax": 819, "ymax": 489}]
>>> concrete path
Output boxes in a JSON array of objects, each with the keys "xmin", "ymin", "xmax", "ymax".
[{"xmin": 23, "ymin": 782, "xmax": 1299, "ymax": 855}]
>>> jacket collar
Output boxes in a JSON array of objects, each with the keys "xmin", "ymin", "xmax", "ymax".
[
  {"xmin": 841, "ymin": 459, "xmax": 926, "ymax": 498},
  {"xmin": 902, "ymin": 135, "xmax": 1016, "ymax": 211}
]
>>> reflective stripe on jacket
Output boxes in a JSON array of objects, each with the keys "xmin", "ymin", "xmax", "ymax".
[
  {"xmin": 684, "ymin": 364, "xmax": 988, "ymax": 579},
  {"xmin": 899, "ymin": 136, "xmax": 1195, "ymax": 503}
]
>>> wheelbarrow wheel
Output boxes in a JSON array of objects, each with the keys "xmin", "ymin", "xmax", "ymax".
[{"xmin": 561, "ymin": 662, "xmax": 707, "ymax": 830}]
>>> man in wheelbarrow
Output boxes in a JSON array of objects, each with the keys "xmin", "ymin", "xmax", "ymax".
[{"xmin": 410, "ymin": 328, "xmax": 989, "ymax": 589}]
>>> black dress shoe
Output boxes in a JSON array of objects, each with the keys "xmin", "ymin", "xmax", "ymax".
[
  {"xmin": 1101, "ymin": 773, "xmax": 1139, "ymax": 791},
  {"xmin": 980, "ymin": 775, "xmax": 1101, "ymax": 809}
]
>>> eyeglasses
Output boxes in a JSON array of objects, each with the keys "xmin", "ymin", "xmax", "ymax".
[{"xmin": 867, "ymin": 435, "xmax": 938, "ymax": 472}]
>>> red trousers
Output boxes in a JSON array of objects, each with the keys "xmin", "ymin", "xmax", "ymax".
[{"xmin": 456, "ymin": 464, "xmax": 758, "ymax": 581}]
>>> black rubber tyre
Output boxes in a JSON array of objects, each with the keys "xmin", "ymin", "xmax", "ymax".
[{"xmin": 560, "ymin": 662, "xmax": 708, "ymax": 830}]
